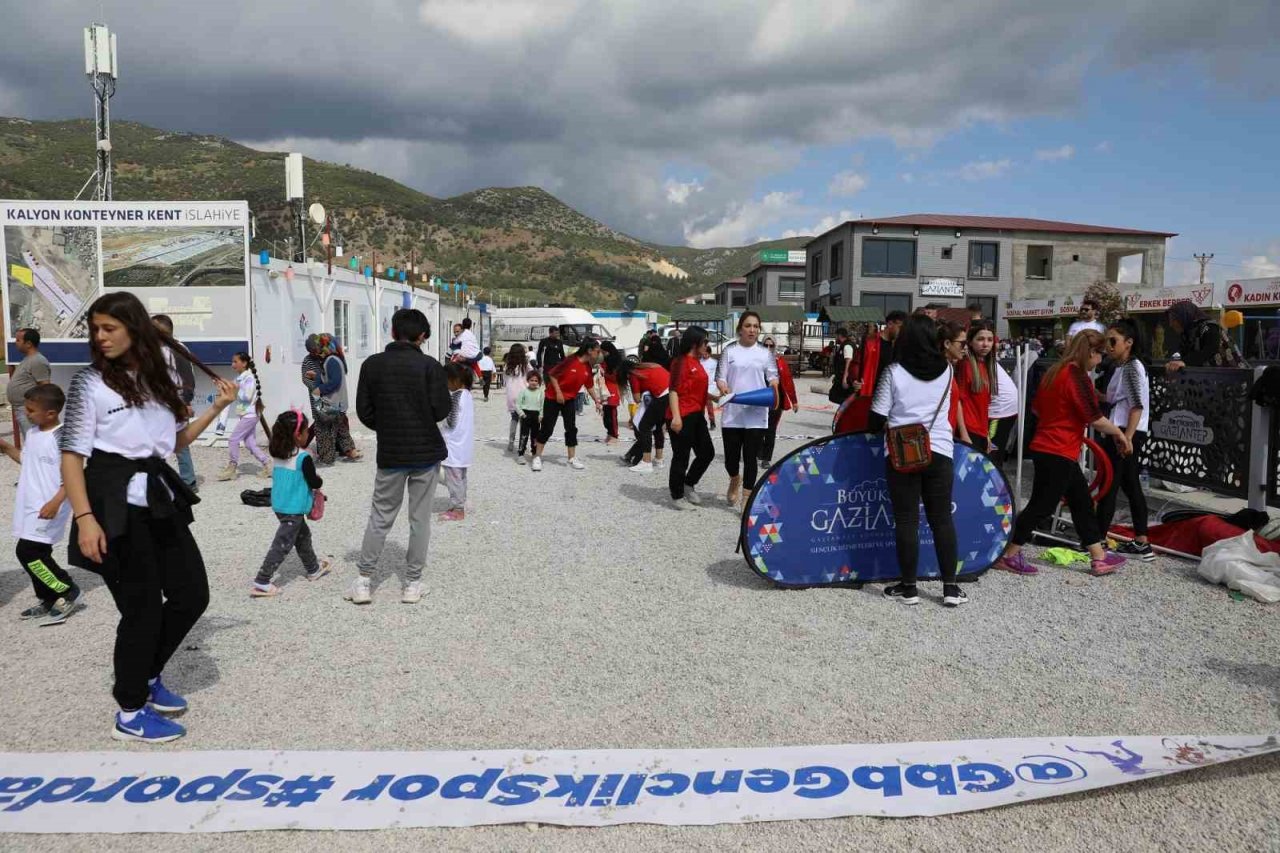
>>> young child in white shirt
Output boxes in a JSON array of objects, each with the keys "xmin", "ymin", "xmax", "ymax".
[
  {"xmin": 478, "ymin": 347, "xmax": 497, "ymax": 402},
  {"xmin": 440, "ymin": 362, "xmax": 476, "ymax": 521},
  {"xmin": 0, "ymin": 384, "xmax": 80, "ymax": 625}
]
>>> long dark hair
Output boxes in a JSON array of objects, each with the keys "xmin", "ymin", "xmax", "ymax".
[
  {"xmin": 233, "ymin": 350, "xmax": 263, "ymax": 410},
  {"xmin": 269, "ymin": 409, "xmax": 310, "ymax": 461},
  {"xmin": 670, "ymin": 326, "xmax": 708, "ymax": 385},
  {"xmin": 87, "ymin": 291, "xmax": 186, "ymax": 419},
  {"xmin": 504, "ymin": 343, "xmax": 528, "ymax": 376},
  {"xmin": 963, "ymin": 320, "xmax": 997, "ymax": 394},
  {"xmin": 894, "ymin": 314, "xmax": 948, "ymax": 381}
]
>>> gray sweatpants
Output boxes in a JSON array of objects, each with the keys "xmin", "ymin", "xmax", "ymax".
[
  {"xmin": 255, "ymin": 513, "xmax": 318, "ymax": 585},
  {"xmin": 357, "ymin": 465, "xmax": 440, "ymax": 581},
  {"xmin": 443, "ymin": 465, "xmax": 467, "ymax": 510}
]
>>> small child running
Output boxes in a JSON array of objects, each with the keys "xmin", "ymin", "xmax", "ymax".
[
  {"xmin": 218, "ymin": 352, "xmax": 271, "ymax": 481},
  {"xmin": 439, "ymin": 363, "xmax": 475, "ymax": 521},
  {"xmin": 515, "ymin": 371, "xmax": 544, "ymax": 465},
  {"xmin": 0, "ymin": 385, "xmax": 81, "ymax": 625},
  {"xmin": 250, "ymin": 409, "xmax": 331, "ymax": 596}
]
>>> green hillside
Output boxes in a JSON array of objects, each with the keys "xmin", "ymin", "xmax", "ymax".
[{"xmin": 0, "ymin": 117, "xmax": 811, "ymax": 310}]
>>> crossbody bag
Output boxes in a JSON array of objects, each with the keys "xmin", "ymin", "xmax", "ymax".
[{"xmin": 885, "ymin": 368, "xmax": 951, "ymax": 474}]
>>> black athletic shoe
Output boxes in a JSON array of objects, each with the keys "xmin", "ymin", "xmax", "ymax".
[
  {"xmin": 1115, "ymin": 540, "xmax": 1155, "ymax": 561},
  {"xmin": 942, "ymin": 585, "xmax": 969, "ymax": 608},
  {"xmin": 883, "ymin": 583, "xmax": 920, "ymax": 605}
]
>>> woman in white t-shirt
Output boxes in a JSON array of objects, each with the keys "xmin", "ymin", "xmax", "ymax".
[
  {"xmin": 1097, "ymin": 319, "xmax": 1153, "ymax": 561},
  {"xmin": 869, "ymin": 315, "xmax": 967, "ymax": 608},
  {"xmin": 987, "ymin": 362, "xmax": 1020, "ymax": 465},
  {"xmin": 60, "ymin": 291, "xmax": 237, "ymax": 745},
  {"xmin": 715, "ymin": 311, "xmax": 779, "ymax": 507}
]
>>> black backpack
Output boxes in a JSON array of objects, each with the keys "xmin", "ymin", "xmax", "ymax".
[{"xmin": 240, "ymin": 488, "xmax": 272, "ymax": 508}]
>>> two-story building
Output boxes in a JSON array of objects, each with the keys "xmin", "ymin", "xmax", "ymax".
[
  {"xmin": 713, "ymin": 277, "xmax": 747, "ymax": 309},
  {"xmin": 744, "ymin": 260, "xmax": 807, "ymax": 308},
  {"xmin": 804, "ymin": 214, "xmax": 1175, "ymax": 334}
]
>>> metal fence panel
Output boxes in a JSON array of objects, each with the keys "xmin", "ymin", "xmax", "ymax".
[{"xmin": 1145, "ymin": 366, "xmax": 1253, "ymax": 499}]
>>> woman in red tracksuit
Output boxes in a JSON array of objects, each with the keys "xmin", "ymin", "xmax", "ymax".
[
  {"xmin": 667, "ymin": 327, "xmax": 716, "ymax": 509},
  {"xmin": 993, "ymin": 329, "xmax": 1132, "ymax": 577},
  {"xmin": 954, "ymin": 320, "xmax": 995, "ymax": 452},
  {"xmin": 760, "ymin": 336, "xmax": 798, "ymax": 465},
  {"xmin": 532, "ymin": 339, "xmax": 603, "ymax": 472},
  {"xmin": 618, "ymin": 359, "xmax": 670, "ymax": 471}
]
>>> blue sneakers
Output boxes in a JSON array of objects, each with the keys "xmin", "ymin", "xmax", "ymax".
[
  {"xmin": 147, "ymin": 677, "xmax": 188, "ymax": 714},
  {"xmin": 112, "ymin": 707, "xmax": 186, "ymax": 743}
]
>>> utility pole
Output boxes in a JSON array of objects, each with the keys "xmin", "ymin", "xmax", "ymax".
[
  {"xmin": 83, "ymin": 24, "xmax": 118, "ymax": 201},
  {"xmin": 1194, "ymin": 253, "xmax": 1214, "ymax": 285}
]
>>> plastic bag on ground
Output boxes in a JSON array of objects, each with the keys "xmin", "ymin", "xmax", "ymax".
[{"xmin": 1198, "ymin": 530, "xmax": 1280, "ymax": 603}]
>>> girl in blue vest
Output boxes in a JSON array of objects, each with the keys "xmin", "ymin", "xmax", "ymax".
[{"xmin": 251, "ymin": 409, "xmax": 331, "ymax": 596}]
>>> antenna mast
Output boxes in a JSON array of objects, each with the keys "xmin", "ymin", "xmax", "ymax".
[{"xmin": 83, "ymin": 24, "xmax": 118, "ymax": 201}]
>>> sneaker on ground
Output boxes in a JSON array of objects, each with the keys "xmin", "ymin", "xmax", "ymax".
[
  {"xmin": 653, "ymin": 459, "xmax": 665, "ymax": 470},
  {"xmin": 41, "ymin": 591, "xmax": 84, "ymax": 626},
  {"xmin": 306, "ymin": 559, "xmax": 333, "ymax": 581},
  {"xmin": 258, "ymin": 464, "xmax": 273, "ymax": 479},
  {"xmin": 993, "ymin": 552, "xmax": 1038, "ymax": 575},
  {"xmin": 516, "ymin": 455, "xmax": 527, "ymax": 466},
  {"xmin": 684, "ymin": 486, "xmax": 703, "ymax": 506},
  {"xmin": 629, "ymin": 461, "xmax": 653, "ymax": 473},
  {"xmin": 569, "ymin": 458, "xmax": 586, "ymax": 470},
  {"xmin": 250, "ymin": 582, "xmax": 281, "ymax": 598},
  {"xmin": 344, "ymin": 576, "xmax": 373, "ymax": 604},
  {"xmin": 402, "ymin": 581, "xmax": 424, "ymax": 604},
  {"xmin": 942, "ymin": 585, "xmax": 969, "ymax": 607},
  {"xmin": 882, "ymin": 583, "xmax": 920, "ymax": 605},
  {"xmin": 506, "ymin": 442, "xmax": 515, "ymax": 453},
  {"xmin": 147, "ymin": 676, "xmax": 188, "ymax": 713},
  {"xmin": 438, "ymin": 509, "xmax": 465, "ymax": 521},
  {"xmin": 671, "ymin": 497, "xmax": 697, "ymax": 511},
  {"xmin": 1090, "ymin": 552, "xmax": 1126, "ymax": 576},
  {"xmin": 1115, "ymin": 540, "xmax": 1155, "ymax": 561},
  {"xmin": 19, "ymin": 602, "xmax": 52, "ymax": 620},
  {"xmin": 531, "ymin": 456, "xmax": 543, "ymax": 472},
  {"xmin": 216, "ymin": 464, "xmax": 238, "ymax": 481},
  {"xmin": 112, "ymin": 707, "xmax": 186, "ymax": 744}
]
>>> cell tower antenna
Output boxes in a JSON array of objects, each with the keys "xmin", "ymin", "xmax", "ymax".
[{"xmin": 82, "ymin": 24, "xmax": 119, "ymax": 201}]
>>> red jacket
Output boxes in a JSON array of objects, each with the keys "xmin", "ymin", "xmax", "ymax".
[
  {"xmin": 548, "ymin": 356, "xmax": 592, "ymax": 399},
  {"xmin": 954, "ymin": 359, "xmax": 991, "ymax": 438},
  {"xmin": 627, "ymin": 365, "xmax": 670, "ymax": 399},
  {"xmin": 775, "ymin": 356, "xmax": 797, "ymax": 411},
  {"xmin": 1030, "ymin": 363, "xmax": 1102, "ymax": 461},
  {"xmin": 670, "ymin": 356, "xmax": 708, "ymax": 417}
]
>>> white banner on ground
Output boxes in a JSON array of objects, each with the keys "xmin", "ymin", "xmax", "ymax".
[{"xmin": 0, "ymin": 735, "xmax": 1276, "ymax": 833}]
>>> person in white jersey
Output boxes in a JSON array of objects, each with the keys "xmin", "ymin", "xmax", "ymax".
[
  {"xmin": 714, "ymin": 311, "xmax": 778, "ymax": 507},
  {"xmin": 1067, "ymin": 299, "xmax": 1106, "ymax": 339}
]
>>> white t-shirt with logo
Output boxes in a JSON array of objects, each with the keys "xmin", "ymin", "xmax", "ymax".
[
  {"xmin": 716, "ymin": 341, "xmax": 779, "ymax": 430},
  {"xmin": 14, "ymin": 425, "xmax": 72, "ymax": 544},
  {"xmin": 60, "ymin": 368, "xmax": 186, "ymax": 507},
  {"xmin": 1107, "ymin": 359, "xmax": 1150, "ymax": 434}
]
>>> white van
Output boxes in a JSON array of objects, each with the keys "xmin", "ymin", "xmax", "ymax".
[{"xmin": 490, "ymin": 307, "xmax": 615, "ymax": 362}]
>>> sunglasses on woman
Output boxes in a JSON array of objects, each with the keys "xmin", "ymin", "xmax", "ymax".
[
  {"xmin": 764, "ymin": 342, "xmax": 775, "ymax": 348},
  {"xmin": 1106, "ymin": 336, "xmax": 1123, "ymax": 346}
]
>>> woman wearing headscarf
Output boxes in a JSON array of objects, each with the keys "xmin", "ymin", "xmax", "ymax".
[
  {"xmin": 1165, "ymin": 300, "xmax": 1245, "ymax": 375},
  {"xmin": 302, "ymin": 333, "xmax": 359, "ymax": 465}
]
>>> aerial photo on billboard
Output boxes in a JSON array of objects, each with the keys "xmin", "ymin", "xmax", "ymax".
[
  {"xmin": 4, "ymin": 224, "xmax": 99, "ymax": 339},
  {"xmin": 102, "ymin": 225, "xmax": 245, "ymax": 288}
]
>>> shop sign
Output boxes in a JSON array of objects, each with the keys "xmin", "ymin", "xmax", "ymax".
[
  {"xmin": 919, "ymin": 277, "xmax": 965, "ymax": 298},
  {"xmin": 1123, "ymin": 284, "xmax": 1215, "ymax": 313},
  {"xmin": 1225, "ymin": 278, "xmax": 1280, "ymax": 307}
]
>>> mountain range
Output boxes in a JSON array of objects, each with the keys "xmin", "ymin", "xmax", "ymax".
[{"xmin": 0, "ymin": 117, "xmax": 809, "ymax": 311}]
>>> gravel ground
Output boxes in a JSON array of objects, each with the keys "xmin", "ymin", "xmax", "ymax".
[{"xmin": 1, "ymin": 384, "xmax": 1278, "ymax": 851}]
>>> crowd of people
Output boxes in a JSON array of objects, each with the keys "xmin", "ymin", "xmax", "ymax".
[{"xmin": 0, "ymin": 287, "xmax": 1239, "ymax": 741}]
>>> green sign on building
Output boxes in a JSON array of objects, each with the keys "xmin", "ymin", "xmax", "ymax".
[{"xmin": 756, "ymin": 249, "xmax": 790, "ymax": 264}]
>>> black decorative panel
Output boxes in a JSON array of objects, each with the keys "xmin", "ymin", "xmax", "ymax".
[{"xmin": 1145, "ymin": 367, "xmax": 1252, "ymax": 499}]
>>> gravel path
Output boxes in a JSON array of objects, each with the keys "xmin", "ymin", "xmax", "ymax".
[{"xmin": 1, "ymin": 384, "xmax": 1277, "ymax": 851}]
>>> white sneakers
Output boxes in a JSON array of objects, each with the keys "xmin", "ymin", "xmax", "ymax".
[
  {"xmin": 569, "ymin": 458, "xmax": 586, "ymax": 471},
  {"xmin": 630, "ymin": 460, "xmax": 653, "ymax": 473},
  {"xmin": 672, "ymin": 497, "xmax": 697, "ymax": 511},
  {"xmin": 684, "ymin": 486, "xmax": 702, "ymax": 506},
  {"xmin": 401, "ymin": 581, "xmax": 424, "ymax": 604},
  {"xmin": 344, "ymin": 576, "xmax": 372, "ymax": 605},
  {"xmin": 531, "ymin": 456, "xmax": 543, "ymax": 472},
  {"xmin": 516, "ymin": 455, "xmax": 527, "ymax": 466}
]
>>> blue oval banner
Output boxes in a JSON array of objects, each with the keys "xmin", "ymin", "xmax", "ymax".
[{"xmin": 741, "ymin": 432, "xmax": 1014, "ymax": 586}]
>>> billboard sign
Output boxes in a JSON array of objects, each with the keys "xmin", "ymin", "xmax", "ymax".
[
  {"xmin": 1225, "ymin": 278, "xmax": 1280, "ymax": 307},
  {"xmin": 1123, "ymin": 284, "xmax": 1215, "ymax": 313},
  {"xmin": 741, "ymin": 432, "xmax": 1013, "ymax": 586},
  {"xmin": 2, "ymin": 200, "xmax": 250, "ymax": 360}
]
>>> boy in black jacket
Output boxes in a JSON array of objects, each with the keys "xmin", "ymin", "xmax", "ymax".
[{"xmin": 349, "ymin": 309, "xmax": 452, "ymax": 605}]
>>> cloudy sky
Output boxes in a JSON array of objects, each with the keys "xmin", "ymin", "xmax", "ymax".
[{"xmin": 1, "ymin": 0, "xmax": 1278, "ymax": 281}]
